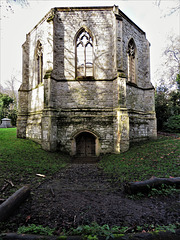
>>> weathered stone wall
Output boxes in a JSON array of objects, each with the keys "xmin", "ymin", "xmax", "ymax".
[
  {"xmin": 17, "ymin": 37, "xmax": 30, "ymax": 138},
  {"xmin": 17, "ymin": 90, "xmax": 29, "ymax": 138},
  {"xmin": 120, "ymin": 13, "xmax": 151, "ymax": 88},
  {"xmin": 126, "ymin": 85, "xmax": 156, "ymax": 141},
  {"xmin": 114, "ymin": 7, "xmax": 156, "ymax": 144},
  {"xmin": 51, "ymin": 7, "xmax": 119, "ymax": 155},
  {"xmin": 55, "ymin": 81, "xmax": 114, "ymax": 109},
  {"xmin": 17, "ymin": 6, "xmax": 157, "ymax": 155},
  {"xmin": 28, "ymin": 11, "xmax": 53, "ymax": 90},
  {"xmin": 22, "ymin": 11, "xmax": 53, "ymax": 140},
  {"xmin": 28, "ymin": 86, "xmax": 44, "ymax": 112},
  {"xmin": 118, "ymin": 11, "xmax": 156, "ymax": 142},
  {"xmin": 126, "ymin": 86, "xmax": 155, "ymax": 112},
  {"xmin": 24, "ymin": 86, "xmax": 44, "ymax": 142},
  {"xmin": 129, "ymin": 112, "xmax": 156, "ymax": 141},
  {"xmin": 26, "ymin": 113, "xmax": 42, "ymax": 142},
  {"xmin": 52, "ymin": 8, "xmax": 117, "ymax": 80},
  {"xmin": 57, "ymin": 110, "xmax": 114, "ymax": 155},
  {"xmin": 41, "ymin": 110, "xmax": 58, "ymax": 151}
]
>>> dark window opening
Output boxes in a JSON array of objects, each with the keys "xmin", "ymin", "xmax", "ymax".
[
  {"xmin": 36, "ymin": 41, "xmax": 43, "ymax": 84},
  {"xmin": 76, "ymin": 29, "xmax": 93, "ymax": 78},
  {"xmin": 127, "ymin": 39, "xmax": 136, "ymax": 84}
]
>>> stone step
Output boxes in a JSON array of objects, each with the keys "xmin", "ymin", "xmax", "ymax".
[{"xmin": 72, "ymin": 156, "xmax": 99, "ymax": 163}]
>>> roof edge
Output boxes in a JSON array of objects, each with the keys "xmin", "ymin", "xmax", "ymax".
[
  {"xmin": 28, "ymin": 8, "xmax": 54, "ymax": 35},
  {"xmin": 26, "ymin": 6, "xmax": 146, "ymax": 37},
  {"xmin": 55, "ymin": 6, "xmax": 114, "ymax": 11},
  {"xmin": 118, "ymin": 8, "xmax": 145, "ymax": 35}
]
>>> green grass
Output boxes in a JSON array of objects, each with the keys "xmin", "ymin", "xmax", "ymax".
[
  {"xmin": 99, "ymin": 135, "xmax": 180, "ymax": 183},
  {"xmin": 16, "ymin": 222, "xmax": 180, "ymax": 237},
  {"xmin": 0, "ymin": 129, "xmax": 180, "ymax": 196},
  {"xmin": 60, "ymin": 222, "xmax": 180, "ymax": 237},
  {"xmin": 17, "ymin": 224, "xmax": 55, "ymax": 236},
  {"xmin": 0, "ymin": 128, "xmax": 70, "ymax": 194}
]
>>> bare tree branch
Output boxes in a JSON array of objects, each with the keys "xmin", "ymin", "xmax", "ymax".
[
  {"xmin": 165, "ymin": 50, "xmax": 179, "ymax": 63},
  {"xmin": 156, "ymin": 35, "xmax": 180, "ymax": 91},
  {"xmin": 7, "ymin": 0, "xmax": 29, "ymax": 7},
  {"xmin": 0, "ymin": 0, "xmax": 29, "ymax": 19},
  {"xmin": 155, "ymin": 0, "xmax": 180, "ymax": 16},
  {"xmin": 155, "ymin": 0, "xmax": 161, "ymax": 7}
]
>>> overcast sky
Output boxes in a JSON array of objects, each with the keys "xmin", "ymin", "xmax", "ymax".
[{"xmin": 0, "ymin": 0, "xmax": 179, "ymax": 90}]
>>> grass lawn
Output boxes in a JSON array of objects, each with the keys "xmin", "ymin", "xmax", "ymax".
[
  {"xmin": 99, "ymin": 134, "xmax": 180, "ymax": 183},
  {"xmin": 0, "ymin": 129, "xmax": 180, "ymax": 234},
  {"xmin": 0, "ymin": 128, "xmax": 180, "ymax": 196},
  {"xmin": 0, "ymin": 128, "xmax": 70, "ymax": 195}
]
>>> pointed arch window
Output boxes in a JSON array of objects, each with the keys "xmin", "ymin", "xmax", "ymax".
[
  {"xmin": 36, "ymin": 41, "xmax": 43, "ymax": 84},
  {"xmin": 127, "ymin": 39, "xmax": 136, "ymax": 84},
  {"xmin": 76, "ymin": 29, "xmax": 93, "ymax": 78}
]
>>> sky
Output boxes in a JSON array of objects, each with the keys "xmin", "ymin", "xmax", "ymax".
[{"xmin": 0, "ymin": 0, "xmax": 179, "ymax": 90}]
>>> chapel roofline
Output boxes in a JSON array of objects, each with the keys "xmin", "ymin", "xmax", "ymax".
[
  {"xmin": 117, "ymin": 8, "xmax": 145, "ymax": 35},
  {"xmin": 54, "ymin": 6, "xmax": 114, "ymax": 11},
  {"xmin": 28, "ymin": 8, "xmax": 53, "ymax": 35},
  {"xmin": 27, "ymin": 6, "xmax": 146, "ymax": 38},
  {"xmin": 54, "ymin": 6, "xmax": 145, "ymax": 35}
]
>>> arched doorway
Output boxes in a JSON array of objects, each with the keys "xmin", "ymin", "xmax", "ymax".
[{"xmin": 75, "ymin": 132, "xmax": 96, "ymax": 157}]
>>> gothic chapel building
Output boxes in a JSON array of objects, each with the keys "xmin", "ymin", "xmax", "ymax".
[{"xmin": 17, "ymin": 6, "xmax": 157, "ymax": 158}]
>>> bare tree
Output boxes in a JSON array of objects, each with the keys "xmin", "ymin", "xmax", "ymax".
[
  {"xmin": 164, "ymin": 35, "xmax": 180, "ymax": 83},
  {"xmin": 7, "ymin": 0, "xmax": 29, "ymax": 7},
  {"xmin": 156, "ymin": 35, "xmax": 180, "ymax": 91},
  {"xmin": 2, "ymin": 75, "xmax": 19, "ymax": 125},
  {"xmin": 0, "ymin": 0, "xmax": 29, "ymax": 18},
  {"xmin": 155, "ymin": 0, "xmax": 180, "ymax": 16},
  {"xmin": 5, "ymin": 75, "xmax": 19, "ymax": 102}
]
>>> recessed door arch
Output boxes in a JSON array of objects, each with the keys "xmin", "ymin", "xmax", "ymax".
[{"xmin": 75, "ymin": 132, "xmax": 96, "ymax": 157}]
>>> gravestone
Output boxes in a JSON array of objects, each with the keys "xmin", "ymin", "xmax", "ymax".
[{"xmin": 0, "ymin": 118, "xmax": 12, "ymax": 128}]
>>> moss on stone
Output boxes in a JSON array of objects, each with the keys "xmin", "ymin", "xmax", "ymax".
[
  {"xmin": 113, "ymin": 233, "xmax": 125, "ymax": 238},
  {"xmin": 75, "ymin": 76, "xmax": 95, "ymax": 81},
  {"xmin": 47, "ymin": 14, "xmax": 54, "ymax": 22},
  {"xmin": 44, "ymin": 69, "xmax": 53, "ymax": 79},
  {"xmin": 118, "ymin": 72, "xmax": 126, "ymax": 78},
  {"xmin": 58, "ymin": 236, "xmax": 67, "ymax": 240}
]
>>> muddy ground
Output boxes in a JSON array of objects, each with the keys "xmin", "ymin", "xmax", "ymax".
[{"xmin": 0, "ymin": 163, "xmax": 180, "ymax": 234}]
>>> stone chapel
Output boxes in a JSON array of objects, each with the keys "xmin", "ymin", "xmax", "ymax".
[{"xmin": 17, "ymin": 6, "xmax": 157, "ymax": 158}]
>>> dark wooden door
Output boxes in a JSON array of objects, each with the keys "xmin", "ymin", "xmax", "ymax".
[{"xmin": 76, "ymin": 132, "xmax": 95, "ymax": 157}]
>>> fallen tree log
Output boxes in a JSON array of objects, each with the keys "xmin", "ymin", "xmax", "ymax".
[
  {"xmin": 0, "ymin": 185, "xmax": 31, "ymax": 222},
  {"xmin": 1, "ymin": 229, "xmax": 180, "ymax": 240},
  {"xmin": 124, "ymin": 176, "xmax": 180, "ymax": 194}
]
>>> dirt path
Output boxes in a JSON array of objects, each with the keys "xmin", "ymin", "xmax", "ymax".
[{"xmin": 2, "ymin": 163, "xmax": 180, "ymax": 233}]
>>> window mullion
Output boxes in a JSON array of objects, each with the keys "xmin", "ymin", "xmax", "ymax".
[
  {"xmin": 37, "ymin": 56, "xmax": 40, "ymax": 84},
  {"xmin": 84, "ymin": 45, "xmax": 86, "ymax": 77},
  {"xmin": 76, "ymin": 29, "xmax": 93, "ymax": 78}
]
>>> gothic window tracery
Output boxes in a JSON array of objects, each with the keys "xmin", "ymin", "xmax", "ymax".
[
  {"xmin": 36, "ymin": 41, "xmax": 43, "ymax": 84},
  {"xmin": 127, "ymin": 39, "xmax": 136, "ymax": 84},
  {"xmin": 76, "ymin": 29, "xmax": 93, "ymax": 78}
]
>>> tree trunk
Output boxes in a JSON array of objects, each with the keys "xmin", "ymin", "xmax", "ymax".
[
  {"xmin": 0, "ymin": 185, "xmax": 31, "ymax": 222},
  {"xmin": 124, "ymin": 176, "xmax": 180, "ymax": 194}
]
